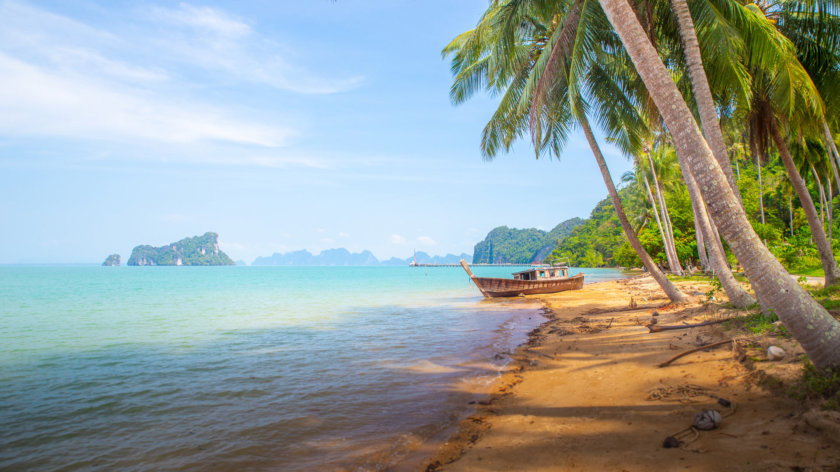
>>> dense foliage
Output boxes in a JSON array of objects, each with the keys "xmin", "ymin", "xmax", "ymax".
[
  {"xmin": 473, "ymin": 218, "xmax": 583, "ymax": 263},
  {"xmin": 543, "ymin": 150, "xmax": 839, "ymax": 273},
  {"xmin": 547, "ymin": 191, "xmax": 636, "ymax": 267},
  {"xmin": 127, "ymin": 232, "xmax": 235, "ymax": 266}
]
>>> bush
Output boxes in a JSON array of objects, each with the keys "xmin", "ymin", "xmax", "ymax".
[{"xmin": 789, "ymin": 362, "xmax": 840, "ymax": 410}]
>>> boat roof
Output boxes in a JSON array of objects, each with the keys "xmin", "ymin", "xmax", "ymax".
[{"xmin": 512, "ymin": 265, "xmax": 568, "ymax": 276}]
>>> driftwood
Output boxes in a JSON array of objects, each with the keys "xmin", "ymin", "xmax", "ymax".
[
  {"xmin": 658, "ymin": 339, "xmax": 733, "ymax": 368},
  {"xmin": 647, "ymin": 318, "xmax": 731, "ymax": 333},
  {"xmin": 586, "ymin": 303, "xmax": 661, "ymax": 315},
  {"xmin": 523, "ymin": 348, "xmax": 556, "ymax": 360}
]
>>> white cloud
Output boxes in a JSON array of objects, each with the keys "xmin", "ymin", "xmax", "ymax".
[
  {"xmin": 151, "ymin": 3, "xmax": 252, "ymax": 38},
  {"xmin": 338, "ymin": 232, "xmax": 350, "ymax": 238},
  {"xmin": 145, "ymin": 3, "xmax": 363, "ymax": 94},
  {"xmin": 0, "ymin": 52, "xmax": 293, "ymax": 147},
  {"xmin": 391, "ymin": 234, "xmax": 406, "ymax": 245},
  {"xmin": 416, "ymin": 236, "xmax": 437, "ymax": 246},
  {"xmin": 0, "ymin": 0, "xmax": 361, "ymax": 158}
]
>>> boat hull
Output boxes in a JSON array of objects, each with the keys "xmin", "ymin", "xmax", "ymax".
[{"xmin": 471, "ymin": 273, "xmax": 584, "ymax": 298}]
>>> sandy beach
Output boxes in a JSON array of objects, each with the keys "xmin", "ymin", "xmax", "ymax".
[{"xmin": 423, "ymin": 275, "xmax": 840, "ymax": 471}]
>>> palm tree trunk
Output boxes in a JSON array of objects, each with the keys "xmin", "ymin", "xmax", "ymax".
[
  {"xmin": 643, "ymin": 176, "xmax": 675, "ymax": 271},
  {"xmin": 789, "ymin": 194, "xmax": 794, "ymax": 238},
  {"xmin": 668, "ymin": 0, "xmax": 742, "ymax": 204},
  {"xmin": 599, "ymin": 0, "xmax": 840, "ymax": 369},
  {"xmin": 824, "ymin": 121, "xmax": 840, "ymax": 191},
  {"xmin": 684, "ymin": 169, "xmax": 755, "ymax": 307},
  {"xmin": 812, "ymin": 166, "xmax": 826, "ymax": 227},
  {"xmin": 829, "ymin": 176, "xmax": 833, "ymax": 246},
  {"xmin": 659, "ymin": 182, "xmax": 684, "ymax": 274},
  {"xmin": 647, "ymin": 152, "xmax": 683, "ymax": 274},
  {"xmin": 824, "ymin": 125, "xmax": 840, "ymax": 193},
  {"xmin": 694, "ymin": 209, "xmax": 710, "ymax": 271},
  {"xmin": 770, "ymin": 119, "xmax": 840, "ymax": 286},
  {"xmin": 757, "ymin": 155, "xmax": 765, "ymax": 225},
  {"xmin": 579, "ymin": 113, "xmax": 687, "ymax": 302}
]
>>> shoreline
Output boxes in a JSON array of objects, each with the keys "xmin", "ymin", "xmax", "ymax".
[{"xmin": 419, "ymin": 275, "xmax": 840, "ymax": 471}]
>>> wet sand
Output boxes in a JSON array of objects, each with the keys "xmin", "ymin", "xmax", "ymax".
[{"xmin": 422, "ymin": 275, "xmax": 840, "ymax": 471}]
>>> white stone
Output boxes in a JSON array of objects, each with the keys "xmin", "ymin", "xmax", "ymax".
[{"xmin": 767, "ymin": 346, "xmax": 785, "ymax": 361}]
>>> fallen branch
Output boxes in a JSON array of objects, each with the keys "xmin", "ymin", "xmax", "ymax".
[
  {"xmin": 647, "ymin": 318, "xmax": 731, "ymax": 333},
  {"xmin": 586, "ymin": 303, "xmax": 661, "ymax": 315},
  {"xmin": 523, "ymin": 348, "xmax": 556, "ymax": 360},
  {"xmin": 658, "ymin": 339, "xmax": 733, "ymax": 368}
]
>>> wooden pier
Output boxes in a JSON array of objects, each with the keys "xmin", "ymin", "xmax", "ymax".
[{"xmin": 409, "ymin": 263, "xmax": 551, "ymax": 268}]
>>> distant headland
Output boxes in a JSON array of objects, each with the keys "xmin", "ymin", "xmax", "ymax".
[
  {"xmin": 127, "ymin": 232, "xmax": 234, "ymax": 266},
  {"xmin": 251, "ymin": 249, "xmax": 472, "ymax": 267},
  {"xmin": 102, "ymin": 254, "xmax": 121, "ymax": 266}
]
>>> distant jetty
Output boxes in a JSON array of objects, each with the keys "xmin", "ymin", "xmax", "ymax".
[{"xmin": 410, "ymin": 263, "xmax": 550, "ymax": 268}]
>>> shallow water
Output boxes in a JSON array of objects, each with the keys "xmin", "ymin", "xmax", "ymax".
[{"xmin": 0, "ymin": 266, "xmax": 625, "ymax": 471}]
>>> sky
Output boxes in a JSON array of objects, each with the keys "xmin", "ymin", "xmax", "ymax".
[{"xmin": 0, "ymin": 0, "xmax": 633, "ymax": 264}]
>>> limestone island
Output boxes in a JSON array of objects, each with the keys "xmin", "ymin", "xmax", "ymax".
[
  {"xmin": 127, "ymin": 232, "xmax": 234, "ymax": 266},
  {"xmin": 102, "ymin": 254, "xmax": 120, "ymax": 266}
]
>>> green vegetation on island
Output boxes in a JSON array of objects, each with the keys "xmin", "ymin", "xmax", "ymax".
[
  {"xmin": 127, "ymin": 232, "xmax": 234, "ymax": 266},
  {"xmin": 102, "ymin": 254, "xmax": 120, "ymax": 266},
  {"xmin": 473, "ymin": 218, "xmax": 582, "ymax": 264}
]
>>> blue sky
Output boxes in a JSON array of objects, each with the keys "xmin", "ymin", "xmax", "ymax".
[{"xmin": 0, "ymin": 0, "xmax": 633, "ymax": 264}]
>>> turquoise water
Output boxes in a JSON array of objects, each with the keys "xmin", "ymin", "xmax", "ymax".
[{"xmin": 0, "ymin": 266, "xmax": 625, "ymax": 471}]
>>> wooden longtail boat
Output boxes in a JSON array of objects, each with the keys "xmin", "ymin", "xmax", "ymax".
[{"xmin": 459, "ymin": 260, "xmax": 584, "ymax": 298}]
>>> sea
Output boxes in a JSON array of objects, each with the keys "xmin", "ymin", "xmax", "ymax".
[{"xmin": 0, "ymin": 265, "xmax": 626, "ymax": 471}]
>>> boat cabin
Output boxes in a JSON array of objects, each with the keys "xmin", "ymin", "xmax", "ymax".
[{"xmin": 512, "ymin": 266, "xmax": 569, "ymax": 281}]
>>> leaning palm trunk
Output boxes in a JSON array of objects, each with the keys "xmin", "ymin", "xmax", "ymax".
[
  {"xmin": 668, "ymin": 0, "xmax": 742, "ymax": 205},
  {"xmin": 824, "ymin": 121, "xmax": 840, "ymax": 191},
  {"xmin": 812, "ymin": 166, "xmax": 826, "ymax": 227},
  {"xmin": 829, "ymin": 177, "xmax": 834, "ymax": 246},
  {"xmin": 657, "ymin": 180, "xmax": 683, "ymax": 274},
  {"xmin": 770, "ymin": 120, "xmax": 840, "ymax": 287},
  {"xmin": 789, "ymin": 194, "xmax": 794, "ymax": 237},
  {"xmin": 684, "ymin": 167, "xmax": 755, "ymax": 307},
  {"xmin": 694, "ymin": 210, "xmax": 710, "ymax": 271},
  {"xmin": 757, "ymin": 155, "xmax": 765, "ymax": 225},
  {"xmin": 643, "ymin": 176, "xmax": 676, "ymax": 271},
  {"xmin": 824, "ymin": 124, "xmax": 840, "ymax": 193},
  {"xmin": 580, "ymin": 114, "xmax": 687, "ymax": 302},
  {"xmin": 599, "ymin": 0, "xmax": 840, "ymax": 369},
  {"xmin": 647, "ymin": 153, "xmax": 682, "ymax": 274}
]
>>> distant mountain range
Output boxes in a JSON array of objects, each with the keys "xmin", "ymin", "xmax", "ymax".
[
  {"xmin": 472, "ymin": 218, "xmax": 584, "ymax": 264},
  {"xmin": 251, "ymin": 248, "xmax": 472, "ymax": 266}
]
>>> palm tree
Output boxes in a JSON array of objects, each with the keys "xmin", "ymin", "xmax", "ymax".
[
  {"xmin": 629, "ymin": 155, "xmax": 679, "ymax": 269},
  {"xmin": 770, "ymin": 0, "xmax": 840, "ymax": 192},
  {"xmin": 711, "ymin": 0, "xmax": 839, "ymax": 285},
  {"xmin": 597, "ymin": 0, "xmax": 840, "ymax": 369},
  {"xmin": 444, "ymin": 0, "xmax": 689, "ymax": 302},
  {"xmin": 589, "ymin": 1, "xmax": 755, "ymax": 305},
  {"xmin": 767, "ymin": 109, "xmax": 840, "ymax": 286},
  {"xmin": 667, "ymin": 0, "xmax": 745, "ymax": 202},
  {"xmin": 645, "ymin": 143, "xmax": 684, "ymax": 274}
]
